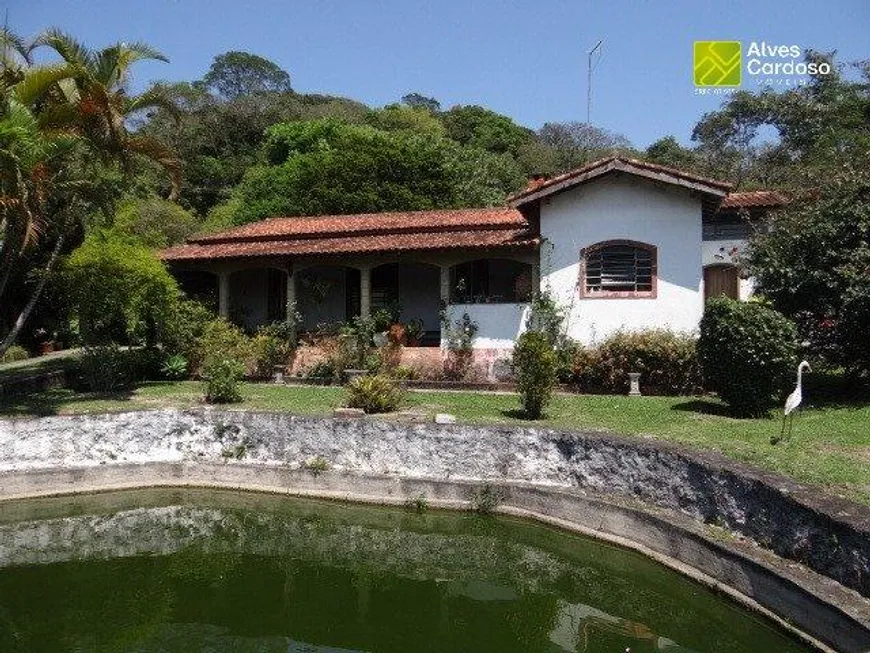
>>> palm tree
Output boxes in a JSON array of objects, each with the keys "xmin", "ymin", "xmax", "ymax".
[
  {"xmin": 30, "ymin": 28, "xmax": 180, "ymax": 197},
  {"xmin": 0, "ymin": 29, "xmax": 179, "ymax": 356}
]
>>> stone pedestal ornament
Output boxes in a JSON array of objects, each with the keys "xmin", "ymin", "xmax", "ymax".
[{"xmin": 628, "ymin": 372, "xmax": 642, "ymax": 396}]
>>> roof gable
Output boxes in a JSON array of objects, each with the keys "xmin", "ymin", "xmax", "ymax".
[{"xmin": 509, "ymin": 157, "xmax": 732, "ymax": 208}]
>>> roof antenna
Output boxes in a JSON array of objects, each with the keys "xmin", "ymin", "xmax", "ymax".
[{"xmin": 587, "ymin": 39, "xmax": 604, "ymax": 125}]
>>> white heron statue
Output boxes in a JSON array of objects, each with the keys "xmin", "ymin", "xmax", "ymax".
[{"xmin": 773, "ymin": 360, "xmax": 811, "ymax": 444}]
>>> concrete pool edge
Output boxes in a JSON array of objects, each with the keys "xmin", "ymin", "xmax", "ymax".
[
  {"xmin": 0, "ymin": 460, "xmax": 867, "ymax": 653},
  {"xmin": 2, "ymin": 408, "xmax": 870, "ymax": 651}
]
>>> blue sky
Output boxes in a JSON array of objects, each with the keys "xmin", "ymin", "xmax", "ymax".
[{"xmin": 10, "ymin": 0, "xmax": 870, "ymax": 148}]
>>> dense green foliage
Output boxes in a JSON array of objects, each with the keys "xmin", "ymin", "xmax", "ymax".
[
  {"xmin": 345, "ymin": 374, "xmax": 404, "ymax": 414},
  {"xmin": 113, "ymin": 196, "xmax": 199, "ymax": 247},
  {"xmin": 162, "ymin": 298, "xmax": 215, "ymax": 371},
  {"xmin": 698, "ymin": 298, "xmax": 799, "ymax": 417},
  {"xmin": 203, "ymin": 358, "xmax": 245, "ymax": 403},
  {"xmin": 221, "ymin": 119, "xmax": 526, "ymax": 225},
  {"xmin": 571, "ymin": 331, "xmax": 701, "ymax": 396},
  {"xmin": 65, "ymin": 232, "xmax": 179, "ymax": 346},
  {"xmin": 748, "ymin": 164, "xmax": 870, "ymax": 376},
  {"xmin": 512, "ymin": 331, "xmax": 558, "ymax": 418},
  {"xmin": 0, "ymin": 345, "xmax": 28, "ymax": 363},
  {"xmin": 197, "ymin": 319, "xmax": 250, "ymax": 403}
]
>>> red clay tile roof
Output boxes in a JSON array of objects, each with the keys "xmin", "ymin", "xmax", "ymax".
[
  {"xmin": 190, "ymin": 208, "xmax": 525, "ymax": 244},
  {"xmin": 509, "ymin": 156, "xmax": 733, "ymax": 206},
  {"xmin": 161, "ymin": 208, "xmax": 536, "ymax": 262},
  {"xmin": 720, "ymin": 190, "xmax": 788, "ymax": 209}
]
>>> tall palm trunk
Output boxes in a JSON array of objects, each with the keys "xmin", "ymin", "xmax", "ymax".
[{"xmin": 0, "ymin": 231, "xmax": 65, "ymax": 357}]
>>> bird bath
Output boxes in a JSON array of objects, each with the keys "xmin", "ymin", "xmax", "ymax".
[{"xmin": 0, "ymin": 488, "xmax": 813, "ymax": 652}]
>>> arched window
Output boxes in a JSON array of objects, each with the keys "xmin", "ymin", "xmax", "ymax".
[{"xmin": 580, "ymin": 240, "xmax": 657, "ymax": 298}]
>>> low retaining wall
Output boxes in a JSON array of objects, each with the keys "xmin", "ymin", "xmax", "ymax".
[{"xmin": 1, "ymin": 409, "xmax": 869, "ymax": 651}]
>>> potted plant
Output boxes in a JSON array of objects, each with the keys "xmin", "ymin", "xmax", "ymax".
[
  {"xmin": 404, "ymin": 319, "xmax": 425, "ymax": 347},
  {"xmin": 387, "ymin": 322, "xmax": 406, "ymax": 346},
  {"xmin": 34, "ymin": 328, "xmax": 55, "ymax": 355}
]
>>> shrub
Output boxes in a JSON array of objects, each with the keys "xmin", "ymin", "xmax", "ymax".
[
  {"xmin": 0, "ymin": 345, "xmax": 29, "ymax": 363},
  {"xmin": 346, "ymin": 374, "xmax": 404, "ymax": 414},
  {"xmin": 589, "ymin": 330, "xmax": 700, "ymax": 395},
  {"xmin": 698, "ymin": 297, "xmax": 799, "ymax": 417},
  {"xmin": 161, "ymin": 354, "xmax": 189, "ymax": 380},
  {"xmin": 250, "ymin": 325, "xmax": 293, "ymax": 378},
  {"xmin": 162, "ymin": 298, "xmax": 215, "ymax": 369},
  {"xmin": 512, "ymin": 331, "xmax": 558, "ymax": 418},
  {"xmin": 443, "ymin": 312, "xmax": 478, "ymax": 381},
  {"xmin": 196, "ymin": 319, "xmax": 251, "ymax": 374},
  {"xmin": 65, "ymin": 231, "xmax": 179, "ymax": 347},
  {"xmin": 130, "ymin": 346, "xmax": 165, "ymax": 381},
  {"xmin": 196, "ymin": 319, "xmax": 250, "ymax": 403},
  {"xmin": 203, "ymin": 358, "xmax": 245, "ymax": 404},
  {"xmin": 304, "ymin": 359, "xmax": 338, "ymax": 381},
  {"xmin": 77, "ymin": 345, "xmax": 135, "ymax": 393},
  {"xmin": 388, "ymin": 365, "xmax": 418, "ymax": 380}
]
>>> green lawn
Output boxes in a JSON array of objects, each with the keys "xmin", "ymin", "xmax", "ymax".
[{"xmin": 1, "ymin": 380, "xmax": 868, "ymax": 505}]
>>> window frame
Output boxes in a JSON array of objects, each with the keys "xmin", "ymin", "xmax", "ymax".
[{"xmin": 579, "ymin": 240, "xmax": 658, "ymax": 299}]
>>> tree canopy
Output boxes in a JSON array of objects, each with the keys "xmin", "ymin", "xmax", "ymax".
[{"xmin": 202, "ymin": 50, "xmax": 292, "ymax": 99}]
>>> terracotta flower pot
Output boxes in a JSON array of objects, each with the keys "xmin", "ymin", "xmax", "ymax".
[
  {"xmin": 39, "ymin": 341, "xmax": 55, "ymax": 355},
  {"xmin": 388, "ymin": 323, "xmax": 406, "ymax": 346}
]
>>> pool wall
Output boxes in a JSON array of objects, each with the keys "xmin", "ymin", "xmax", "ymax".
[{"xmin": 1, "ymin": 409, "xmax": 869, "ymax": 652}]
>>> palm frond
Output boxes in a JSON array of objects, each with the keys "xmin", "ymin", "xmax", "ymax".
[
  {"xmin": 12, "ymin": 63, "xmax": 75, "ymax": 106},
  {"xmin": 116, "ymin": 41, "xmax": 169, "ymax": 65},
  {"xmin": 31, "ymin": 28, "xmax": 93, "ymax": 68},
  {"xmin": 125, "ymin": 86, "xmax": 180, "ymax": 119},
  {"xmin": 0, "ymin": 27, "xmax": 32, "ymax": 68}
]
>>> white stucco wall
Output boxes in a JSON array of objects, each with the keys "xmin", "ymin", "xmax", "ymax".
[
  {"xmin": 540, "ymin": 175, "xmax": 704, "ymax": 345},
  {"xmin": 444, "ymin": 303, "xmax": 530, "ymax": 349},
  {"xmin": 701, "ymin": 239, "xmax": 754, "ymax": 300}
]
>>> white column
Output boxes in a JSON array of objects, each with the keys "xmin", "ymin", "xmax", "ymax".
[
  {"xmin": 286, "ymin": 267, "xmax": 297, "ymax": 338},
  {"xmin": 359, "ymin": 267, "xmax": 371, "ymax": 318},
  {"xmin": 218, "ymin": 271, "xmax": 230, "ymax": 319},
  {"xmin": 439, "ymin": 265, "xmax": 450, "ymax": 344}
]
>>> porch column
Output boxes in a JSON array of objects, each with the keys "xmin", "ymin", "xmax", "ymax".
[
  {"xmin": 439, "ymin": 265, "xmax": 450, "ymax": 344},
  {"xmin": 359, "ymin": 266, "xmax": 371, "ymax": 318},
  {"xmin": 218, "ymin": 271, "xmax": 230, "ymax": 319},
  {"xmin": 286, "ymin": 266, "xmax": 297, "ymax": 338}
]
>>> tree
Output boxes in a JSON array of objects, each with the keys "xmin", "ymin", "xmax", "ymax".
[
  {"xmin": 645, "ymin": 136, "xmax": 699, "ymax": 170},
  {"xmin": 223, "ymin": 119, "xmax": 525, "ymax": 225},
  {"xmin": 401, "ymin": 92, "xmax": 440, "ymax": 113},
  {"xmin": 537, "ymin": 122, "xmax": 634, "ymax": 172},
  {"xmin": 440, "ymin": 105, "xmax": 534, "ymax": 155},
  {"xmin": 113, "ymin": 195, "xmax": 199, "ymax": 247},
  {"xmin": 690, "ymin": 51, "xmax": 870, "ymax": 187},
  {"xmin": 0, "ymin": 29, "xmax": 178, "ymax": 356},
  {"xmin": 202, "ymin": 51, "xmax": 292, "ymax": 99},
  {"xmin": 747, "ymin": 162, "xmax": 870, "ymax": 376},
  {"xmin": 64, "ymin": 230, "xmax": 179, "ymax": 346}
]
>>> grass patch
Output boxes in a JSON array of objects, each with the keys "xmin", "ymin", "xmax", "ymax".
[{"xmin": 1, "ymin": 381, "xmax": 868, "ymax": 505}]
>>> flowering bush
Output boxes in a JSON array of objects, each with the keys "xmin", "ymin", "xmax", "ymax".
[{"xmin": 565, "ymin": 330, "xmax": 701, "ymax": 396}]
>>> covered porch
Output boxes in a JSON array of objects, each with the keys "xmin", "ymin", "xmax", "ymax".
[{"xmin": 170, "ymin": 249, "xmax": 539, "ymax": 348}]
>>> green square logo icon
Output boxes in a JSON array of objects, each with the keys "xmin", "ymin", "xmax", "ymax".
[{"xmin": 694, "ymin": 41, "xmax": 741, "ymax": 86}]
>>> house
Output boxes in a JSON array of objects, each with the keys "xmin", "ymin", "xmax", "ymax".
[{"xmin": 160, "ymin": 157, "xmax": 786, "ymax": 376}]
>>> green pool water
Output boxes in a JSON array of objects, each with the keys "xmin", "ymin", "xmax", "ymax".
[{"xmin": 0, "ymin": 489, "xmax": 811, "ymax": 653}]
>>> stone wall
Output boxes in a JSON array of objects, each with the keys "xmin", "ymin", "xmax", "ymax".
[{"xmin": 2, "ymin": 409, "xmax": 869, "ymax": 598}]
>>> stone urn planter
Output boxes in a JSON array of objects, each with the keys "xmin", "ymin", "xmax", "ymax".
[{"xmin": 344, "ymin": 369, "xmax": 367, "ymax": 384}]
